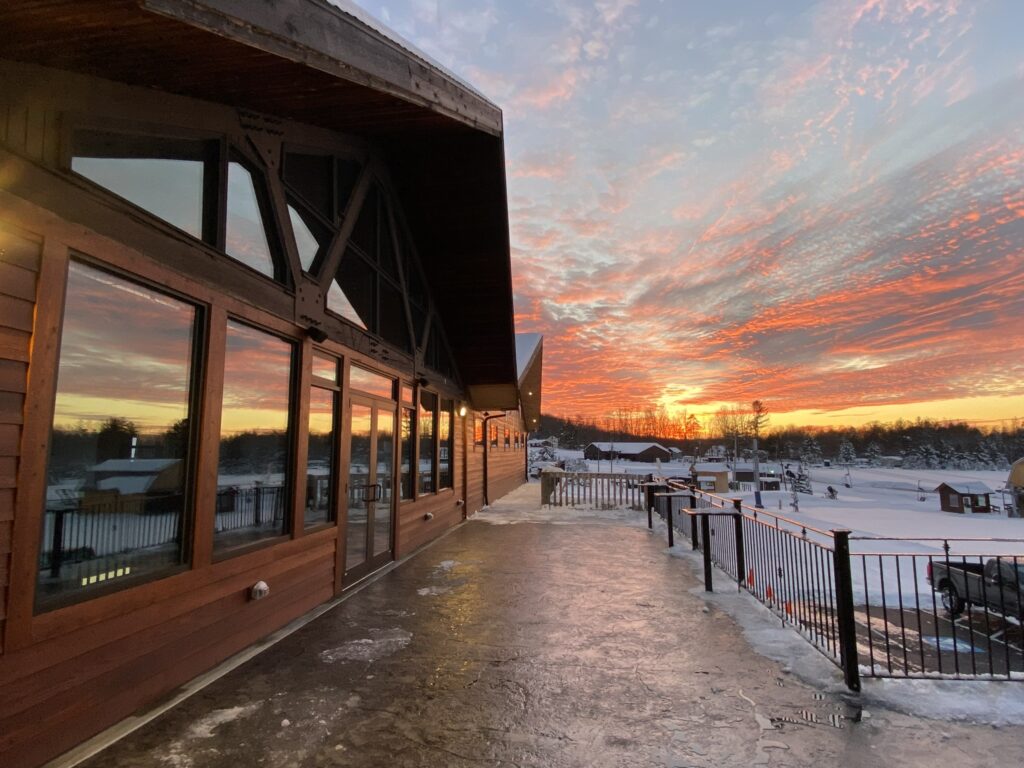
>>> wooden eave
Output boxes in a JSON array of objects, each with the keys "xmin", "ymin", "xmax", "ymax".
[{"xmin": 0, "ymin": 0, "xmax": 519, "ymax": 399}]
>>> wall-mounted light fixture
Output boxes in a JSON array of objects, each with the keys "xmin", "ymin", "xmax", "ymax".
[
  {"xmin": 458, "ymin": 404, "xmax": 468, "ymax": 418},
  {"xmin": 307, "ymin": 326, "xmax": 329, "ymax": 343}
]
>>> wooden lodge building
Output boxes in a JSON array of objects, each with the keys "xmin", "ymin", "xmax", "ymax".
[
  {"xmin": 0, "ymin": 2, "xmax": 542, "ymax": 765},
  {"xmin": 583, "ymin": 442, "xmax": 672, "ymax": 463}
]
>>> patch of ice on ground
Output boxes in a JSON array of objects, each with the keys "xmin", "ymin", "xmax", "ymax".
[
  {"xmin": 417, "ymin": 585, "xmax": 451, "ymax": 596},
  {"xmin": 319, "ymin": 628, "xmax": 412, "ymax": 663},
  {"xmin": 159, "ymin": 703, "xmax": 262, "ymax": 767},
  {"xmin": 187, "ymin": 703, "xmax": 262, "ymax": 739},
  {"xmin": 434, "ymin": 559, "xmax": 460, "ymax": 571},
  {"xmin": 474, "ymin": 504, "xmax": 649, "ymax": 527}
]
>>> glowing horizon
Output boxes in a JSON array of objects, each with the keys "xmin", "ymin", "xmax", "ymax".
[{"xmin": 352, "ymin": 0, "xmax": 1024, "ymax": 429}]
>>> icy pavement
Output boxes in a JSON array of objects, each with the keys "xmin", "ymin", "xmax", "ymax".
[{"xmin": 78, "ymin": 483, "xmax": 1024, "ymax": 768}]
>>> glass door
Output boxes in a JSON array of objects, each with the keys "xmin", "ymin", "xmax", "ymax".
[{"xmin": 345, "ymin": 397, "xmax": 396, "ymax": 584}]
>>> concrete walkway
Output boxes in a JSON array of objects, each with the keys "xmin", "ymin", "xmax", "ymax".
[{"xmin": 79, "ymin": 484, "xmax": 1024, "ymax": 767}]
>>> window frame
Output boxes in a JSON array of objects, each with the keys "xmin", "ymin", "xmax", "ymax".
[
  {"xmin": 212, "ymin": 316, "xmax": 300, "ymax": 559},
  {"xmin": 33, "ymin": 254, "xmax": 207, "ymax": 613},
  {"xmin": 417, "ymin": 388, "xmax": 438, "ymax": 496},
  {"xmin": 64, "ymin": 120, "xmax": 293, "ymax": 289},
  {"xmin": 438, "ymin": 399, "xmax": 454, "ymax": 491},
  {"xmin": 304, "ymin": 350, "xmax": 341, "ymax": 530}
]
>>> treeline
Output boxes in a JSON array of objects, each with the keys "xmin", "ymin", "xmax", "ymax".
[
  {"xmin": 766, "ymin": 420, "xmax": 1024, "ymax": 470},
  {"xmin": 538, "ymin": 413, "xmax": 1024, "ymax": 471}
]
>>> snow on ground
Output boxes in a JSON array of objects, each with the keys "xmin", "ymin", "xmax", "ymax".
[
  {"xmin": 542, "ymin": 449, "xmax": 1024, "ymax": 606},
  {"xmin": 725, "ymin": 467, "xmax": 1024, "ymax": 606}
]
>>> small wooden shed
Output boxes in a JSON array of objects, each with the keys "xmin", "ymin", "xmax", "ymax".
[
  {"xmin": 934, "ymin": 482, "xmax": 993, "ymax": 514},
  {"xmin": 692, "ymin": 463, "xmax": 730, "ymax": 493}
]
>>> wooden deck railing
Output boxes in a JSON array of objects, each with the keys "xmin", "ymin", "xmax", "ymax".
[{"xmin": 542, "ymin": 472, "xmax": 645, "ymax": 510}]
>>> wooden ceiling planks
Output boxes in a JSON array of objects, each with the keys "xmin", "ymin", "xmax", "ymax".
[{"xmin": 1, "ymin": 1, "xmax": 467, "ymax": 138}]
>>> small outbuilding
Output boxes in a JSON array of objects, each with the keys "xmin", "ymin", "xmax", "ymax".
[
  {"xmin": 732, "ymin": 463, "xmax": 781, "ymax": 490},
  {"xmin": 584, "ymin": 442, "xmax": 672, "ymax": 463},
  {"xmin": 692, "ymin": 463, "xmax": 730, "ymax": 493},
  {"xmin": 934, "ymin": 482, "xmax": 994, "ymax": 514}
]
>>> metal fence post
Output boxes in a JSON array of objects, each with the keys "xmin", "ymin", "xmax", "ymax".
[
  {"xmin": 666, "ymin": 499, "xmax": 674, "ymax": 547},
  {"xmin": 701, "ymin": 514, "xmax": 713, "ymax": 592},
  {"xmin": 832, "ymin": 529, "xmax": 861, "ymax": 692},
  {"xmin": 732, "ymin": 498, "xmax": 745, "ymax": 591},
  {"xmin": 689, "ymin": 492, "xmax": 698, "ymax": 550},
  {"xmin": 49, "ymin": 509, "xmax": 65, "ymax": 578}
]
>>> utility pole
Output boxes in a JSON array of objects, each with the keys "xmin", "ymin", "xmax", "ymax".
[{"xmin": 750, "ymin": 400, "xmax": 768, "ymax": 509}]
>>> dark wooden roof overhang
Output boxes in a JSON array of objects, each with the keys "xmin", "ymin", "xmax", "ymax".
[{"xmin": 1, "ymin": 0, "xmax": 519, "ymax": 408}]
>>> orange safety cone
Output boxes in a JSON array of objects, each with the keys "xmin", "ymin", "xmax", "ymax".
[
  {"xmin": 785, "ymin": 600, "xmax": 793, "ymax": 616},
  {"xmin": 765, "ymin": 584, "xmax": 774, "ymax": 602},
  {"xmin": 747, "ymin": 568, "xmax": 755, "ymax": 587}
]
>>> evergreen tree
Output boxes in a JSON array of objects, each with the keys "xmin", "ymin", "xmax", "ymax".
[
  {"xmin": 865, "ymin": 442, "xmax": 882, "ymax": 466},
  {"xmin": 799, "ymin": 437, "xmax": 822, "ymax": 466},
  {"xmin": 837, "ymin": 439, "xmax": 857, "ymax": 466}
]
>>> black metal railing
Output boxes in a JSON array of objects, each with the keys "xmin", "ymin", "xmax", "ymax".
[
  {"xmin": 647, "ymin": 482, "xmax": 1024, "ymax": 689},
  {"xmin": 213, "ymin": 485, "xmax": 287, "ymax": 533},
  {"xmin": 41, "ymin": 486, "xmax": 287, "ymax": 578}
]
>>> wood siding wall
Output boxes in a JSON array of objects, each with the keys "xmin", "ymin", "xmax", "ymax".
[
  {"xmin": 485, "ymin": 411, "xmax": 528, "ymax": 505},
  {"xmin": 0, "ymin": 227, "xmax": 39, "ymax": 655},
  {"xmin": 395, "ymin": 416, "xmax": 467, "ymax": 558}
]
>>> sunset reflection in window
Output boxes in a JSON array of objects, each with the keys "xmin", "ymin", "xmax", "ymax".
[{"xmin": 214, "ymin": 321, "xmax": 294, "ymax": 551}]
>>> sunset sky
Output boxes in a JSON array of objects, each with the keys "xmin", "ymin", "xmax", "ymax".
[{"xmin": 351, "ymin": 0, "xmax": 1024, "ymax": 428}]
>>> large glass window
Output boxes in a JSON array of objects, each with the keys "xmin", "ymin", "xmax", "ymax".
[
  {"xmin": 284, "ymin": 152, "xmax": 334, "ymax": 220},
  {"xmin": 71, "ymin": 131, "xmax": 211, "ymax": 239},
  {"xmin": 328, "ymin": 181, "xmax": 411, "ymax": 353},
  {"xmin": 439, "ymin": 399, "xmax": 453, "ymax": 490},
  {"xmin": 305, "ymin": 354, "xmax": 338, "ymax": 528},
  {"xmin": 288, "ymin": 204, "xmax": 326, "ymax": 273},
  {"xmin": 418, "ymin": 391, "xmax": 437, "ymax": 494},
  {"xmin": 214, "ymin": 321, "xmax": 294, "ymax": 551},
  {"xmin": 350, "ymin": 365, "xmax": 394, "ymax": 399},
  {"xmin": 226, "ymin": 161, "xmax": 277, "ymax": 279},
  {"xmin": 400, "ymin": 406, "xmax": 415, "ymax": 501},
  {"xmin": 36, "ymin": 261, "xmax": 199, "ymax": 612}
]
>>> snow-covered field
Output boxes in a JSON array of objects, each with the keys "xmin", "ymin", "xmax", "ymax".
[
  {"xmin": 547, "ymin": 449, "xmax": 1023, "ymax": 553},
  {"xmin": 541, "ymin": 448, "xmax": 1024, "ymax": 611}
]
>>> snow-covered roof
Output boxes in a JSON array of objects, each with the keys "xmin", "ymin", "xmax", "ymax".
[
  {"xmin": 90, "ymin": 459, "xmax": 179, "ymax": 473},
  {"xmin": 587, "ymin": 442, "xmax": 669, "ymax": 454},
  {"xmin": 935, "ymin": 482, "xmax": 993, "ymax": 495},
  {"xmin": 96, "ymin": 475, "xmax": 158, "ymax": 495},
  {"xmin": 693, "ymin": 463, "xmax": 729, "ymax": 473}
]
